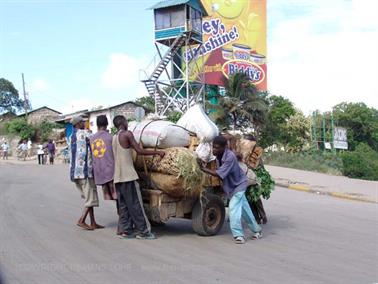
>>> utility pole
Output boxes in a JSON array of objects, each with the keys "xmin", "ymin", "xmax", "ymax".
[
  {"xmin": 21, "ymin": 73, "xmax": 28, "ymax": 119},
  {"xmin": 322, "ymin": 115, "xmax": 326, "ymax": 150},
  {"xmin": 331, "ymin": 111, "xmax": 336, "ymax": 154}
]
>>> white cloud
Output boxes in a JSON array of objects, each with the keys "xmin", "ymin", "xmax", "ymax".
[
  {"xmin": 101, "ymin": 53, "xmax": 148, "ymax": 91},
  {"xmin": 60, "ymin": 98, "xmax": 103, "ymax": 114},
  {"xmin": 268, "ymin": 0, "xmax": 378, "ymax": 113},
  {"xmin": 29, "ymin": 78, "xmax": 49, "ymax": 93}
]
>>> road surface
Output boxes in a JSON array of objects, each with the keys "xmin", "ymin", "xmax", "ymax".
[{"xmin": 0, "ymin": 164, "xmax": 377, "ymax": 284}]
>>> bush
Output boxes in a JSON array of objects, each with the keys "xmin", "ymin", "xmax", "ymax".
[
  {"xmin": 341, "ymin": 143, "xmax": 378, "ymax": 180},
  {"xmin": 39, "ymin": 120, "xmax": 58, "ymax": 142},
  {"xmin": 265, "ymin": 150, "xmax": 343, "ymax": 175},
  {"xmin": 6, "ymin": 118, "xmax": 35, "ymax": 140}
]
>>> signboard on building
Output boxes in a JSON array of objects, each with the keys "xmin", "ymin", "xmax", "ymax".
[
  {"xmin": 188, "ymin": 0, "xmax": 267, "ymax": 90},
  {"xmin": 333, "ymin": 127, "xmax": 348, "ymax": 150}
]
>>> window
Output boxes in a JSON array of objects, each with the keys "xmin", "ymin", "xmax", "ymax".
[
  {"xmin": 154, "ymin": 6, "xmax": 185, "ymax": 30},
  {"xmin": 190, "ymin": 7, "xmax": 202, "ymax": 32}
]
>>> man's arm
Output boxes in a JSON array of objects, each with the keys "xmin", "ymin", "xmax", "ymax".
[
  {"xmin": 199, "ymin": 158, "xmax": 233, "ymax": 179},
  {"xmin": 199, "ymin": 165, "xmax": 220, "ymax": 177},
  {"xmin": 124, "ymin": 131, "xmax": 165, "ymax": 158}
]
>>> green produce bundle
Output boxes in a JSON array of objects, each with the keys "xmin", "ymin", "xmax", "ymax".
[{"xmin": 246, "ymin": 165, "xmax": 275, "ymax": 202}]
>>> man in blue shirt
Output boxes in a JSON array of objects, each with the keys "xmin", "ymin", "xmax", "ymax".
[{"xmin": 199, "ymin": 135, "xmax": 262, "ymax": 244}]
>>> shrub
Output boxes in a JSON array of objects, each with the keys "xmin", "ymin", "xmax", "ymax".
[
  {"xmin": 39, "ymin": 120, "xmax": 58, "ymax": 142},
  {"xmin": 6, "ymin": 118, "xmax": 35, "ymax": 140},
  {"xmin": 264, "ymin": 150, "xmax": 343, "ymax": 175},
  {"xmin": 341, "ymin": 143, "xmax": 378, "ymax": 180}
]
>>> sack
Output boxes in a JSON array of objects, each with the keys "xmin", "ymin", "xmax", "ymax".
[
  {"xmin": 239, "ymin": 162, "xmax": 257, "ymax": 186},
  {"xmin": 148, "ymin": 172, "xmax": 202, "ymax": 198},
  {"xmin": 128, "ymin": 120, "xmax": 190, "ymax": 149},
  {"xmin": 195, "ymin": 142, "xmax": 214, "ymax": 163},
  {"xmin": 177, "ymin": 104, "xmax": 219, "ymax": 143},
  {"xmin": 134, "ymin": 147, "xmax": 204, "ymax": 192}
]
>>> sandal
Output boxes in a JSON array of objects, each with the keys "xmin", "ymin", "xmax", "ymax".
[{"xmin": 234, "ymin": 236, "xmax": 246, "ymax": 244}]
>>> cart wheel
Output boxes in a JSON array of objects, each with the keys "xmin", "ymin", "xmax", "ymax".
[{"xmin": 192, "ymin": 193, "xmax": 225, "ymax": 236}]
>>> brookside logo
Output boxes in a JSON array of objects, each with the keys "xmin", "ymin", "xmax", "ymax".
[{"xmin": 222, "ymin": 60, "xmax": 265, "ymax": 85}]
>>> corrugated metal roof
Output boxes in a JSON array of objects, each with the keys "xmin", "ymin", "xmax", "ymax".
[{"xmin": 149, "ymin": 0, "xmax": 208, "ymax": 16}]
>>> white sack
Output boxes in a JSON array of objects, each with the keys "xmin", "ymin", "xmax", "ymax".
[
  {"xmin": 177, "ymin": 104, "xmax": 219, "ymax": 143},
  {"xmin": 128, "ymin": 120, "xmax": 190, "ymax": 149},
  {"xmin": 195, "ymin": 142, "xmax": 214, "ymax": 163}
]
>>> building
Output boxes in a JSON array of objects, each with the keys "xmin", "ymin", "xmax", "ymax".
[
  {"xmin": 87, "ymin": 101, "xmax": 146, "ymax": 133},
  {"xmin": 18, "ymin": 106, "xmax": 62, "ymax": 125},
  {"xmin": 55, "ymin": 102, "xmax": 147, "ymax": 136}
]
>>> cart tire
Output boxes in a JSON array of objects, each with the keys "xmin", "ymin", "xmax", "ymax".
[{"xmin": 192, "ymin": 194, "xmax": 225, "ymax": 236}]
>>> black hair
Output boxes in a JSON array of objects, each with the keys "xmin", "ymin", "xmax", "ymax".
[
  {"xmin": 213, "ymin": 135, "xmax": 228, "ymax": 147},
  {"xmin": 113, "ymin": 115, "xmax": 126, "ymax": 128},
  {"xmin": 244, "ymin": 134, "xmax": 256, "ymax": 142},
  {"xmin": 97, "ymin": 115, "xmax": 108, "ymax": 128}
]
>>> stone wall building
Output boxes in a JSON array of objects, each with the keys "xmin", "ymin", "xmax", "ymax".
[{"xmin": 19, "ymin": 106, "xmax": 62, "ymax": 125}]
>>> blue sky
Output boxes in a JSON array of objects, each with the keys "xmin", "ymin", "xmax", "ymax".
[{"xmin": 1, "ymin": 0, "xmax": 377, "ymax": 114}]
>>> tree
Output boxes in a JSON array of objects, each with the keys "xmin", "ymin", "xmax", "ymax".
[
  {"xmin": 332, "ymin": 102, "xmax": 378, "ymax": 152},
  {"xmin": 211, "ymin": 72, "xmax": 268, "ymax": 135},
  {"xmin": 282, "ymin": 110, "xmax": 311, "ymax": 152},
  {"xmin": 135, "ymin": 96, "xmax": 155, "ymax": 113},
  {"xmin": 259, "ymin": 95, "xmax": 296, "ymax": 148},
  {"xmin": 6, "ymin": 118, "xmax": 35, "ymax": 140},
  {"xmin": 0, "ymin": 78, "xmax": 25, "ymax": 113}
]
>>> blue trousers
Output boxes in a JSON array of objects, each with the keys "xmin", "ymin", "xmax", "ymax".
[{"xmin": 229, "ymin": 190, "xmax": 261, "ymax": 238}]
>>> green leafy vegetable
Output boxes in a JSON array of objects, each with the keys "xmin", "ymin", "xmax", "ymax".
[{"xmin": 246, "ymin": 165, "xmax": 275, "ymax": 202}]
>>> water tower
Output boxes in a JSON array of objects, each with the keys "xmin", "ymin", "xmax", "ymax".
[{"xmin": 140, "ymin": 0, "xmax": 208, "ymax": 116}]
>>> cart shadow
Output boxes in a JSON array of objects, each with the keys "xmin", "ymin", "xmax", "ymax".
[{"xmin": 105, "ymin": 218, "xmax": 230, "ymax": 237}]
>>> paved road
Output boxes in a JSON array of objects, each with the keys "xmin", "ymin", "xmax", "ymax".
[{"xmin": 0, "ymin": 164, "xmax": 377, "ymax": 284}]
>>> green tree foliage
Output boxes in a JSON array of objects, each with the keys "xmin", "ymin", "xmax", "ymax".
[
  {"xmin": 39, "ymin": 120, "xmax": 59, "ymax": 142},
  {"xmin": 6, "ymin": 118, "xmax": 35, "ymax": 140},
  {"xmin": 282, "ymin": 110, "xmax": 311, "ymax": 152},
  {"xmin": 135, "ymin": 96, "xmax": 155, "ymax": 113},
  {"xmin": 332, "ymin": 102, "xmax": 378, "ymax": 151},
  {"xmin": 341, "ymin": 143, "xmax": 378, "ymax": 180},
  {"xmin": 211, "ymin": 72, "xmax": 268, "ymax": 134},
  {"xmin": 166, "ymin": 111, "xmax": 182, "ymax": 123},
  {"xmin": 0, "ymin": 78, "xmax": 25, "ymax": 113},
  {"xmin": 259, "ymin": 95, "xmax": 296, "ymax": 148}
]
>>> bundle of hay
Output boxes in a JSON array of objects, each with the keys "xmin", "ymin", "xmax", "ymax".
[{"xmin": 134, "ymin": 147, "xmax": 204, "ymax": 197}]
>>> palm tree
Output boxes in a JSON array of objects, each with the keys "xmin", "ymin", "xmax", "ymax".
[{"xmin": 211, "ymin": 72, "xmax": 268, "ymax": 135}]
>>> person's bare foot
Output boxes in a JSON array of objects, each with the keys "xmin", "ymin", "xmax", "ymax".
[
  {"xmin": 77, "ymin": 222, "xmax": 94, "ymax": 230},
  {"xmin": 91, "ymin": 224, "xmax": 105, "ymax": 229}
]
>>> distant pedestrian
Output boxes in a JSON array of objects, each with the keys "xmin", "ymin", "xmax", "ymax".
[
  {"xmin": 18, "ymin": 140, "xmax": 28, "ymax": 161},
  {"xmin": 69, "ymin": 116, "xmax": 103, "ymax": 231},
  {"xmin": 90, "ymin": 115, "xmax": 119, "ymax": 233},
  {"xmin": 46, "ymin": 139, "xmax": 56, "ymax": 165},
  {"xmin": 27, "ymin": 139, "xmax": 32, "ymax": 157},
  {"xmin": 37, "ymin": 144, "xmax": 45, "ymax": 165},
  {"xmin": 1, "ymin": 142, "xmax": 9, "ymax": 160}
]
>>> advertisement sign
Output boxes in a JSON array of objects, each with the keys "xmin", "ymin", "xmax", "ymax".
[
  {"xmin": 333, "ymin": 127, "xmax": 348, "ymax": 150},
  {"xmin": 188, "ymin": 0, "xmax": 267, "ymax": 90}
]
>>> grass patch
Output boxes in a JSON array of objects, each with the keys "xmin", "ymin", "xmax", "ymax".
[{"xmin": 264, "ymin": 151, "xmax": 343, "ymax": 176}]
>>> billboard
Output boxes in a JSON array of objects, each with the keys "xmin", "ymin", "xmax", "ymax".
[
  {"xmin": 333, "ymin": 127, "xmax": 348, "ymax": 150},
  {"xmin": 188, "ymin": 0, "xmax": 267, "ymax": 90}
]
